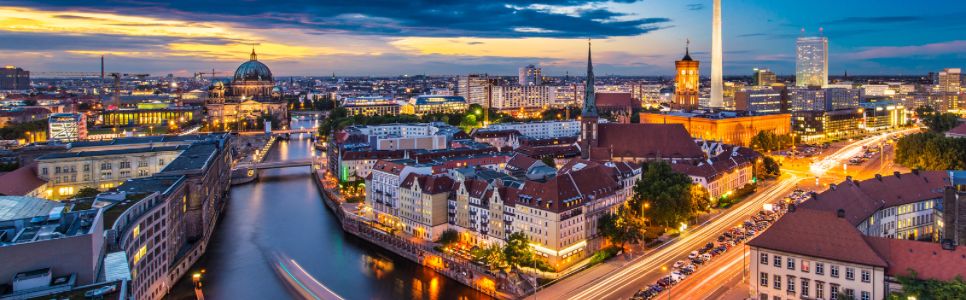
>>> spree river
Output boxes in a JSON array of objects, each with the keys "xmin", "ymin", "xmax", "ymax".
[{"xmin": 168, "ymin": 119, "xmax": 488, "ymax": 300}]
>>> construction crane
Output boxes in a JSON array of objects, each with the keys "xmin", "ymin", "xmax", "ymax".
[
  {"xmin": 108, "ymin": 73, "xmax": 150, "ymax": 109},
  {"xmin": 193, "ymin": 69, "xmax": 224, "ymax": 82}
]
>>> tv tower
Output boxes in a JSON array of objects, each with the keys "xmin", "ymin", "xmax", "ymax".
[{"xmin": 710, "ymin": 0, "xmax": 723, "ymax": 108}]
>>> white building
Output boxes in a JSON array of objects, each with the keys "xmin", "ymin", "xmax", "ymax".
[
  {"xmin": 796, "ymin": 36, "xmax": 829, "ymax": 88},
  {"xmin": 482, "ymin": 120, "xmax": 580, "ymax": 139}
]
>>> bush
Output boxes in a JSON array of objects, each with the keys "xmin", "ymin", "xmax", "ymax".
[{"xmin": 588, "ymin": 246, "xmax": 621, "ymax": 266}]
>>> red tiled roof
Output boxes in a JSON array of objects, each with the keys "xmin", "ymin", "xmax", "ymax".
[
  {"xmin": 371, "ymin": 160, "xmax": 406, "ymax": 175},
  {"xmin": 864, "ymin": 236, "xmax": 966, "ymax": 281},
  {"xmin": 798, "ymin": 171, "xmax": 947, "ymax": 226},
  {"xmin": 0, "ymin": 163, "xmax": 46, "ymax": 196},
  {"xmin": 594, "ymin": 123, "xmax": 705, "ymax": 160},
  {"xmin": 748, "ymin": 208, "xmax": 888, "ymax": 267},
  {"xmin": 595, "ymin": 93, "xmax": 638, "ymax": 109},
  {"xmin": 515, "ymin": 144, "xmax": 581, "ymax": 157},
  {"xmin": 506, "ymin": 154, "xmax": 539, "ymax": 172}
]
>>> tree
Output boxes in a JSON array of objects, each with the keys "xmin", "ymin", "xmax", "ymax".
[
  {"xmin": 72, "ymin": 187, "xmax": 101, "ymax": 199},
  {"xmin": 916, "ymin": 105, "xmax": 962, "ymax": 133},
  {"xmin": 629, "ymin": 162, "xmax": 697, "ymax": 228},
  {"xmin": 471, "ymin": 244, "xmax": 505, "ymax": 270},
  {"xmin": 597, "ymin": 206, "xmax": 646, "ymax": 250},
  {"xmin": 436, "ymin": 229, "xmax": 460, "ymax": 247},
  {"xmin": 689, "ymin": 184, "xmax": 712, "ymax": 213},
  {"xmin": 891, "ymin": 269, "xmax": 966, "ymax": 299},
  {"xmin": 540, "ymin": 156, "xmax": 557, "ymax": 168},
  {"xmin": 757, "ymin": 156, "xmax": 781, "ymax": 179},
  {"xmin": 750, "ymin": 131, "xmax": 794, "ymax": 152},
  {"xmin": 896, "ymin": 132, "xmax": 966, "ymax": 170},
  {"xmin": 502, "ymin": 232, "xmax": 534, "ymax": 269}
]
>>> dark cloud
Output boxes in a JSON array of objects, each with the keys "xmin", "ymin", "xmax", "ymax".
[
  {"xmin": 686, "ymin": 3, "xmax": 704, "ymax": 11},
  {"xmin": 8, "ymin": 0, "xmax": 670, "ymax": 38}
]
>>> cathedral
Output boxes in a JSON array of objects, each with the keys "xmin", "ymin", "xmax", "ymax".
[
  {"xmin": 577, "ymin": 41, "xmax": 706, "ymax": 163},
  {"xmin": 205, "ymin": 49, "xmax": 288, "ymax": 131}
]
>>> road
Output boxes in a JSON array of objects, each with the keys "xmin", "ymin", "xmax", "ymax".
[{"xmin": 533, "ymin": 173, "xmax": 803, "ymax": 300}]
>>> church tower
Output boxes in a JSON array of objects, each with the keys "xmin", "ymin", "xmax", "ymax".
[
  {"xmin": 674, "ymin": 40, "xmax": 700, "ymax": 111},
  {"xmin": 580, "ymin": 40, "xmax": 599, "ymax": 159}
]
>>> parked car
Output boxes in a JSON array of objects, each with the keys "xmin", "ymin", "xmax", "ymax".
[
  {"xmin": 688, "ymin": 251, "xmax": 700, "ymax": 259},
  {"xmin": 673, "ymin": 260, "xmax": 686, "ymax": 269}
]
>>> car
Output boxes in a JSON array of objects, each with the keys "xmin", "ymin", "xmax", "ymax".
[
  {"xmin": 673, "ymin": 260, "xmax": 686, "ymax": 269},
  {"xmin": 691, "ymin": 257, "xmax": 705, "ymax": 265},
  {"xmin": 688, "ymin": 251, "xmax": 699, "ymax": 259},
  {"xmin": 701, "ymin": 253, "xmax": 712, "ymax": 261}
]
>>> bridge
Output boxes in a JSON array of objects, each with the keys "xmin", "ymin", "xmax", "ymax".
[
  {"xmin": 234, "ymin": 157, "xmax": 314, "ymax": 170},
  {"xmin": 237, "ymin": 128, "xmax": 317, "ymax": 136}
]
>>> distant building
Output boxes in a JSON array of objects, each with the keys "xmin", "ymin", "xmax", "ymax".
[
  {"xmin": 401, "ymin": 95, "xmax": 468, "ymax": 116},
  {"xmin": 340, "ymin": 96, "xmax": 401, "ymax": 117},
  {"xmin": 735, "ymin": 87, "xmax": 784, "ymax": 114},
  {"xmin": 489, "ymin": 84, "xmax": 557, "ymax": 111},
  {"xmin": 0, "ymin": 65, "xmax": 30, "ymax": 90},
  {"xmin": 671, "ymin": 141, "xmax": 757, "ymax": 200},
  {"xmin": 938, "ymin": 68, "xmax": 962, "ymax": 112},
  {"xmin": 825, "ymin": 87, "xmax": 862, "ymax": 110},
  {"xmin": 945, "ymin": 171, "xmax": 966, "ymax": 246},
  {"xmin": 481, "ymin": 121, "xmax": 579, "ymax": 140},
  {"xmin": 518, "ymin": 64, "xmax": 542, "ymax": 86},
  {"xmin": 457, "ymin": 74, "xmax": 490, "ymax": 106},
  {"xmin": 639, "ymin": 111, "xmax": 792, "ymax": 147},
  {"xmin": 674, "ymin": 45, "xmax": 700, "ymax": 110},
  {"xmin": 48, "ymin": 113, "xmax": 87, "ymax": 143},
  {"xmin": 796, "ymin": 36, "xmax": 828, "ymax": 87},
  {"xmin": 0, "ymin": 107, "xmax": 50, "ymax": 126},
  {"xmin": 788, "ymin": 87, "xmax": 827, "ymax": 112},
  {"xmin": 753, "ymin": 68, "xmax": 777, "ymax": 86},
  {"xmin": 204, "ymin": 49, "xmax": 288, "ymax": 130},
  {"xmin": 792, "ymin": 109, "xmax": 864, "ymax": 143},
  {"xmin": 100, "ymin": 107, "xmax": 200, "ymax": 127},
  {"xmin": 859, "ymin": 101, "xmax": 906, "ymax": 131}
]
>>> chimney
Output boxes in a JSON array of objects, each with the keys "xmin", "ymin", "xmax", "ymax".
[
  {"xmin": 894, "ymin": 171, "xmax": 901, "ymax": 178},
  {"xmin": 837, "ymin": 209, "xmax": 846, "ymax": 218},
  {"xmin": 875, "ymin": 174, "xmax": 883, "ymax": 181}
]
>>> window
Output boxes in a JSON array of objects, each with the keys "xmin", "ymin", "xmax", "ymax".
[
  {"xmin": 773, "ymin": 275, "xmax": 781, "ymax": 290},
  {"xmin": 760, "ymin": 272, "xmax": 768, "ymax": 287},
  {"xmin": 120, "ymin": 161, "xmax": 131, "ymax": 169},
  {"xmin": 159, "ymin": 159, "xmax": 165, "ymax": 166},
  {"xmin": 101, "ymin": 162, "xmax": 112, "ymax": 170},
  {"xmin": 845, "ymin": 289, "xmax": 855, "ymax": 299},
  {"xmin": 801, "ymin": 278, "xmax": 810, "ymax": 297},
  {"xmin": 831, "ymin": 265, "xmax": 839, "ymax": 278},
  {"xmin": 861, "ymin": 270, "xmax": 870, "ymax": 283},
  {"xmin": 787, "ymin": 258, "xmax": 796, "ymax": 270},
  {"xmin": 139, "ymin": 160, "xmax": 148, "ymax": 167},
  {"xmin": 787, "ymin": 276, "xmax": 796, "ymax": 293},
  {"xmin": 861, "ymin": 291, "xmax": 870, "ymax": 300},
  {"xmin": 84, "ymin": 164, "xmax": 90, "ymax": 171},
  {"xmin": 846, "ymin": 267, "xmax": 855, "ymax": 280},
  {"xmin": 760, "ymin": 253, "xmax": 769, "ymax": 264},
  {"xmin": 816, "ymin": 262, "xmax": 824, "ymax": 275},
  {"xmin": 41, "ymin": 167, "xmax": 48, "ymax": 175},
  {"xmin": 774, "ymin": 255, "xmax": 782, "ymax": 267},
  {"xmin": 830, "ymin": 285, "xmax": 839, "ymax": 300},
  {"xmin": 816, "ymin": 281, "xmax": 824, "ymax": 299}
]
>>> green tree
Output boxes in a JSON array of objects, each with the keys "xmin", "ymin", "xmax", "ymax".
[
  {"xmin": 436, "ymin": 229, "xmax": 460, "ymax": 247},
  {"xmin": 597, "ymin": 206, "xmax": 646, "ymax": 250},
  {"xmin": 757, "ymin": 156, "xmax": 781, "ymax": 179},
  {"xmin": 690, "ymin": 184, "xmax": 712, "ymax": 212},
  {"xmin": 896, "ymin": 132, "xmax": 966, "ymax": 170},
  {"xmin": 72, "ymin": 187, "xmax": 101, "ymax": 199},
  {"xmin": 502, "ymin": 232, "xmax": 534, "ymax": 269},
  {"xmin": 750, "ymin": 131, "xmax": 794, "ymax": 152},
  {"xmin": 891, "ymin": 269, "xmax": 966, "ymax": 299},
  {"xmin": 629, "ymin": 162, "xmax": 697, "ymax": 228}
]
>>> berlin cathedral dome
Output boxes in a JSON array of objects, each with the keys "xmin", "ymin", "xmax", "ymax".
[{"xmin": 230, "ymin": 49, "xmax": 275, "ymax": 98}]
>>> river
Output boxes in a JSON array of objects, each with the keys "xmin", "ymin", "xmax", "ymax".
[{"xmin": 168, "ymin": 119, "xmax": 488, "ymax": 300}]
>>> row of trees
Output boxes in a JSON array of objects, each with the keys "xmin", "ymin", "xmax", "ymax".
[
  {"xmin": 750, "ymin": 131, "xmax": 795, "ymax": 152},
  {"xmin": 915, "ymin": 105, "xmax": 962, "ymax": 133},
  {"xmin": 895, "ymin": 132, "xmax": 966, "ymax": 170},
  {"xmin": 287, "ymin": 95, "xmax": 336, "ymax": 111},
  {"xmin": 437, "ymin": 230, "xmax": 552, "ymax": 271}
]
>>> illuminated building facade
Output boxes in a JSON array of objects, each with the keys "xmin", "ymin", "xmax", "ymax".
[
  {"xmin": 101, "ymin": 107, "xmax": 201, "ymax": 127},
  {"xmin": 48, "ymin": 113, "xmax": 87, "ymax": 143},
  {"xmin": 860, "ymin": 101, "xmax": 906, "ymax": 131},
  {"xmin": 753, "ymin": 68, "xmax": 777, "ymax": 86},
  {"xmin": 938, "ymin": 68, "xmax": 962, "ymax": 112},
  {"xmin": 796, "ymin": 36, "xmax": 829, "ymax": 87},
  {"xmin": 792, "ymin": 109, "xmax": 863, "ymax": 143},
  {"xmin": 674, "ymin": 45, "xmax": 700, "ymax": 110},
  {"xmin": 204, "ymin": 49, "xmax": 288, "ymax": 130},
  {"xmin": 518, "ymin": 64, "xmax": 542, "ymax": 86},
  {"xmin": 735, "ymin": 87, "xmax": 784, "ymax": 114},
  {"xmin": 341, "ymin": 96, "xmax": 401, "ymax": 116},
  {"xmin": 457, "ymin": 74, "xmax": 490, "ymax": 106},
  {"xmin": 640, "ymin": 111, "xmax": 792, "ymax": 147},
  {"xmin": 401, "ymin": 95, "xmax": 468, "ymax": 116}
]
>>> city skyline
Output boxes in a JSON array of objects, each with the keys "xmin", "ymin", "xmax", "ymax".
[{"xmin": 1, "ymin": 0, "xmax": 965, "ymax": 76}]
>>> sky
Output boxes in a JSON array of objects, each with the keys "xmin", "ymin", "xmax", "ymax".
[{"xmin": 1, "ymin": 0, "xmax": 965, "ymax": 77}]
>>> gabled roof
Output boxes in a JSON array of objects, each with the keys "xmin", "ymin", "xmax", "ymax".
[
  {"xmin": 0, "ymin": 163, "xmax": 46, "ymax": 196},
  {"xmin": 798, "ymin": 171, "xmax": 947, "ymax": 226},
  {"xmin": 748, "ymin": 208, "xmax": 888, "ymax": 267},
  {"xmin": 594, "ymin": 123, "xmax": 704, "ymax": 160},
  {"xmin": 864, "ymin": 236, "xmax": 966, "ymax": 281},
  {"xmin": 506, "ymin": 154, "xmax": 540, "ymax": 172}
]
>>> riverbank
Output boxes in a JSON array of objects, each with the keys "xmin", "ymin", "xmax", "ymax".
[{"xmin": 310, "ymin": 170, "xmax": 520, "ymax": 299}]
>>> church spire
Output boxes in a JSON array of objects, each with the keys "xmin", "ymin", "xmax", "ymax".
[
  {"xmin": 250, "ymin": 44, "xmax": 258, "ymax": 61},
  {"xmin": 582, "ymin": 39, "xmax": 598, "ymax": 118}
]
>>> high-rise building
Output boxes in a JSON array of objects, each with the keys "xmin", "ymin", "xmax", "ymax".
[
  {"xmin": 796, "ymin": 36, "xmax": 829, "ymax": 88},
  {"xmin": 518, "ymin": 64, "xmax": 542, "ymax": 86},
  {"xmin": 0, "ymin": 65, "xmax": 30, "ymax": 90},
  {"xmin": 938, "ymin": 68, "xmax": 962, "ymax": 112},
  {"xmin": 710, "ymin": 0, "xmax": 723, "ymax": 107},
  {"xmin": 674, "ymin": 44, "xmax": 700, "ymax": 110},
  {"xmin": 753, "ymin": 68, "xmax": 777, "ymax": 86},
  {"xmin": 456, "ymin": 74, "xmax": 490, "ymax": 106}
]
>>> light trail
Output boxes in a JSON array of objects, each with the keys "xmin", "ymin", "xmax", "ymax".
[{"xmin": 562, "ymin": 174, "xmax": 801, "ymax": 300}]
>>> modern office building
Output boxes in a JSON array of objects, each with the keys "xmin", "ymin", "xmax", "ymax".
[
  {"xmin": 674, "ymin": 45, "xmax": 700, "ymax": 110},
  {"xmin": 825, "ymin": 87, "xmax": 862, "ymax": 110},
  {"xmin": 48, "ymin": 113, "xmax": 88, "ymax": 143},
  {"xmin": 859, "ymin": 101, "xmax": 906, "ymax": 131},
  {"xmin": 340, "ymin": 96, "xmax": 401, "ymax": 117},
  {"xmin": 481, "ymin": 121, "xmax": 580, "ymax": 140},
  {"xmin": 938, "ymin": 68, "xmax": 962, "ymax": 112},
  {"xmin": 0, "ymin": 65, "xmax": 30, "ymax": 90},
  {"xmin": 753, "ymin": 68, "xmax": 778, "ymax": 86},
  {"xmin": 735, "ymin": 87, "xmax": 784, "ymax": 114},
  {"xmin": 400, "ymin": 95, "xmax": 468, "ymax": 116},
  {"xmin": 489, "ymin": 84, "xmax": 557, "ymax": 111},
  {"xmin": 788, "ymin": 87, "xmax": 827, "ymax": 112},
  {"xmin": 100, "ymin": 107, "xmax": 201, "ymax": 127},
  {"xmin": 796, "ymin": 36, "xmax": 829, "ymax": 88},
  {"xmin": 518, "ymin": 64, "xmax": 542, "ymax": 86},
  {"xmin": 792, "ymin": 109, "xmax": 864, "ymax": 143},
  {"xmin": 457, "ymin": 74, "xmax": 491, "ymax": 106}
]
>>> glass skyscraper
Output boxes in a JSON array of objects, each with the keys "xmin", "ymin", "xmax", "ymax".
[{"xmin": 796, "ymin": 36, "xmax": 828, "ymax": 88}]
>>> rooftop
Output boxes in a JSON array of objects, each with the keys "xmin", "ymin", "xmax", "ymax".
[
  {"xmin": 37, "ymin": 145, "xmax": 188, "ymax": 160},
  {"xmin": 748, "ymin": 208, "xmax": 888, "ymax": 267},
  {"xmin": 0, "ymin": 196, "xmax": 63, "ymax": 222},
  {"xmin": 0, "ymin": 163, "xmax": 46, "ymax": 196},
  {"xmin": 798, "ymin": 171, "xmax": 947, "ymax": 226}
]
